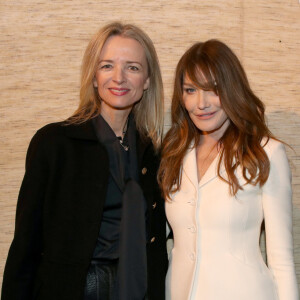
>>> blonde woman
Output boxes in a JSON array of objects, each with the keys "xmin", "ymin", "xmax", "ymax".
[
  {"xmin": 2, "ymin": 22, "xmax": 167, "ymax": 300},
  {"xmin": 159, "ymin": 40, "xmax": 298, "ymax": 300}
]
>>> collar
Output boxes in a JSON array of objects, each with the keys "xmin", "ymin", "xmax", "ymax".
[
  {"xmin": 92, "ymin": 114, "xmax": 121, "ymax": 145},
  {"xmin": 182, "ymin": 142, "xmax": 225, "ymax": 190},
  {"xmin": 64, "ymin": 117, "xmax": 154, "ymax": 166},
  {"xmin": 136, "ymin": 131, "xmax": 152, "ymax": 168}
]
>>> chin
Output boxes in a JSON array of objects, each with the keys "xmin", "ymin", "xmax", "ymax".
[{"xmin": 103, "ymin": 100, "xmax": 136, "ymax": 111}]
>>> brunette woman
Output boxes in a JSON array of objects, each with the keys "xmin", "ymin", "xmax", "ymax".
[
  {"xmin": 159, "ymin": 40, "xmax": 298, "ymax": 300},
  {"xmin": 2, "ymin": 22, "xmax": 167, "ymax": 300}
]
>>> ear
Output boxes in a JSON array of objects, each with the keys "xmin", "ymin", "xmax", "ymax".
[
  {"xmin": 143, "ymin": 77, "xmax": 150, "ymax": 90},
  {"xmin": 93, "ymin": 77, "xmax": 98, "ymax": 88}
]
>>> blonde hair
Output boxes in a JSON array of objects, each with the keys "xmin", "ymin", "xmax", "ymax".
[{"xmin": 67, "ymin": 22, "xmax": 164, "ymax": 149}]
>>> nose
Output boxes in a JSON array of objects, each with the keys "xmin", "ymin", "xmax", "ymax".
[
  {"xmin": 197, "ymin": 90, "xmax": 209, "ymax": 110},
  {"xmin": 112, "ymin": 66, "xmax": 125, "ymax": 84}
]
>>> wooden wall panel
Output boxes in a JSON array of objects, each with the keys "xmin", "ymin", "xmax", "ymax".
[{"xmin": 1, "ymin": 0, "xmax": 299, "ymax": 291}]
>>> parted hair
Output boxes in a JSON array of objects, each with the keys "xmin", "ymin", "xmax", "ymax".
[
  {"xmin": 158, "ymin": 39, "xmax": 276, "ymax": 198},
  {"xmin": 67, "ymin": 22, "xmax": 164, "ymax": 149}
]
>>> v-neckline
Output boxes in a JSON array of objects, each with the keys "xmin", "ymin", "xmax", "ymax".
[
  {"xmin": 182, "ymin": 146, "xmax": 222, "ymax": 191},
  {"xmin": 197, "ymin": 153, "xmax": 219, "ymax": 185}
]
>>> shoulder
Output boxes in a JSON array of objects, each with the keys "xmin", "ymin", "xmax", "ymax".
[
  {"xmin": 24, "ymin": 122, "xmax": 67, "ymax": 160},
  {"xmin": 28, "ymin": 121, "xmax": 67, "ymax": 149},
  {"xmin": 34, "ymin": 121, "xmax": 66, "ymax": 138},
  {"xmin": 262, "ymin": 138, "xmax": 290, "ymax": 178},
  {"xmin": 31, "ymin": 119, "xmax": 97, "ymax": 145},
  {"xmin": 262, "ymin": 138, "xmax": 287, "ymax": 159}
]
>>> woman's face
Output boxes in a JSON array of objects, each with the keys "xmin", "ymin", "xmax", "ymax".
[
  {"xmin": 93, "ymin": 35, "xmax": 150, "ymax": 113},
  {"xmin": 183, "ymin": 73, "xmax": 229, "ymax": 139}
]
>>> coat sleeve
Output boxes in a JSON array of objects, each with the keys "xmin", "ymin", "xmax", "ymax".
[
  {"xmin": 262, "ymin": 141, "xmax": 299, "ymax": 300},
  {"xmin": 1, "ymin": 129, "xmax": 49, "ymax": 300}
]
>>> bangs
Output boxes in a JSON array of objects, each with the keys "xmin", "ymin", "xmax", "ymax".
[{"xmin": 184, "ymin": 59, "xmax": 218, "ymax": 92}]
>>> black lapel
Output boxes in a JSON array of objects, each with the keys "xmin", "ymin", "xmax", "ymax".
[{"xmin": 136, "ymin": 132, "xmax": 151, "ymax": 170}]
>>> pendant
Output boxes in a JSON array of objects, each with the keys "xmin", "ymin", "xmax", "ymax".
[{"xmin": 119, "ymin": 139, "xmax": 129, "ymax": 151}]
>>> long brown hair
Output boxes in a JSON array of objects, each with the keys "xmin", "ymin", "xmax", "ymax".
[
  {"xmin": 158, "ymin": 39, "xmax": 275, "ymax": 198},
  {"xmin": 67, "ymin": 22, "xmax": 164, "ymax": 150}
]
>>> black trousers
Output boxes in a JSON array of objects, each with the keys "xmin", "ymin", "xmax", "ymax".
[{"xmin": 84, "ymin": 260, "xmax": 118, "ymax": 300}]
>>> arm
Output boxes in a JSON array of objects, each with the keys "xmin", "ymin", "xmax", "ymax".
[
  {"xmin": 1, "ymin": 129, "xmax": 49, "ymax": 300},
  {"xmin": 262, "ymin": 141, "xmax": 299, "ymax": 300}
]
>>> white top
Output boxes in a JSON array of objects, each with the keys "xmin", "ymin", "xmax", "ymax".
[{"xmin": 165, "ymin": 139, "xmax": 299, "ymax": 300}]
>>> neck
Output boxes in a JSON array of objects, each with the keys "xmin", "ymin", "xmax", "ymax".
[
  {"xmin": 199, "ymin": 118, "xmax": 230, "ymax": 146},
  {"xmin": 100, "ymin": 106, "xmax": 132, "ymax": 137},
  {"xmin": 199, "ymin": 133, "xmax": 220, "ymax": 147}
]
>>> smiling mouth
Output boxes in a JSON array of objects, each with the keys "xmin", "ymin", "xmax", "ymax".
[
  {"xmin": 196, "ymin": 112, "xmax": 216, "ymax": 119},
  {"xmin": 109, "ymin": 88, "xmax": 130, "ymax": 96}
]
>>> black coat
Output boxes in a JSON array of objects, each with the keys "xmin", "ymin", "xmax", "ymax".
[{"xmin": 2, "ymin": 120, "xmax": 168, "ymax": 300}]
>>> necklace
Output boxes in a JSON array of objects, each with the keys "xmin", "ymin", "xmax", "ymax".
[
  {"xmin": 118, "ymin": 137, "xmax": 129, "ymax": 151},
  {"xmin": 117, "ymin": 117, "xmax": 129, "ymax": 151}
]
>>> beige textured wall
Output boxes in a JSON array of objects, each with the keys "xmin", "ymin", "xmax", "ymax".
[{"xmin": 1, "ymin": 0, "xmax": 299, "ymax": 292}]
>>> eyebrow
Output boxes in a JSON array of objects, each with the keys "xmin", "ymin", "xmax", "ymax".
[
  {"xmin": 99, "ymin": 59, "xmax": 143, "ymax": 66},
  {"xmin": 99, "ymin": 60, "xmax": 113, "ymax": 63},
  {"xmin": 126, "ymin": 61, "xmax": 143, "ymax": 66}
]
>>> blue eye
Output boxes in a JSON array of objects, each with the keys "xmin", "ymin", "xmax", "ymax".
[{"xmin": 184, "ymin": 88, "xmax": 196, "ymax": 94}]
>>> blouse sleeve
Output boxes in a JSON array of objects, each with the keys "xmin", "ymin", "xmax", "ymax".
[{"xmin": 262, "ymin": 140, "xmax": 299, "ymax": 300}]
